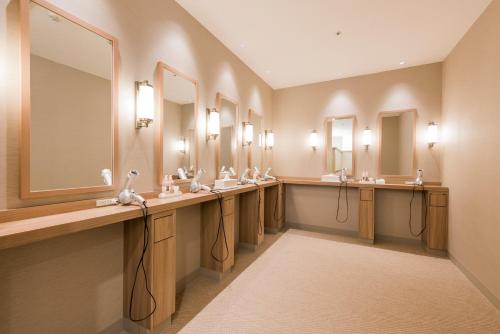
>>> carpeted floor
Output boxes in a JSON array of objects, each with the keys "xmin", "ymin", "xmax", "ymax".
[{"xmin": 178, "ymin": 229, "xmax": 500, "ymax": 334}]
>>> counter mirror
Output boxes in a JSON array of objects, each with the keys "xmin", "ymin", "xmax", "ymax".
[
  {"xmin": 215, "ymin": 93, "xmax": 239, "ymax": 179},
  {"xmin": 378, "ymin": 109, "xmax": 416, "ymax": 178},
  {"xmin": 20, "ymin": 0, "xmax": 118, "ymax": 198},
  {"xmin": 155, "ymin": 62, "xmax": 198, "ymax": 184},
  {"xmin": 248, "ymin": 109, "xmax": 263, "ymax": 171},
  {"xmin": 324, "ymin": 116, "xmax": 356, "ymax": 176}
]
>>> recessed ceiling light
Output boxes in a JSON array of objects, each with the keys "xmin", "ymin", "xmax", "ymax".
[
  {"xmin": 336, "ymin": 31, "xmax": 342, "ymax": 36},
  {"xmin": 240, "ymin": 43, "xmax": 246, "ymax": 48},
  {"xmin": 400, "ymin": 61, "xmax": 406, "ymax": 65}
]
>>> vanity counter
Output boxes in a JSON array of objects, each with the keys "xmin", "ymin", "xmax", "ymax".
[{"xmin": 0, "ymin": 180, "xmax": 281, "ymax": 250}]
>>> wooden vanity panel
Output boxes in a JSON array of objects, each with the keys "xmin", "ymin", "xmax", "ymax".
[
  {"xmin": 263, "ymin": 183, "xmax": 286, "ymax": 233},
  {"xmin": 358, "ymin": 188, "xmax": 375, "ymax": 242},
  {"xmin": 240, "ymin": 187, "xmax": 265, "ymax": 246},
  {"xmin": 201, "ymin": 196, "xmax": 235, "ymax": 273},
  {"xmin": 425, "ymin": 191, "xmax": 449, "ymax": 251},
  {"xmin": 153, "ymin": 213, "xmax": 175, "ymax": 242},
  {"xmin": 124, "ymin": 210, "xmax": 176, "ymax": 330}
]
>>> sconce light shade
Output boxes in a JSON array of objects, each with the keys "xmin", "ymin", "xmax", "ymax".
[
  {"xmin": 362, "ymin": 127, "xmax": 372, "ymax": 149},
  {"xmin": 258, "ymin": 133, "xmax": 263, "ymax": 147},
  {"xmin": 207, "ymin": 108, "xmax": 220, "ymax": 140},
  {"xmin": 427, "ymin": 122, "xmax": 439, "ymax": 147},
  {"xmin": 243, "ymin": 122, "xmax": 254, "ymax": 146},
  {"xmin": 135, "ymin": 81, "xmax": 154, "ymax": 128},
  {"xmin": 309, "ymin": 130, "xmax": 319, "ymax": 150},
  {"xmin": 264, "ymin": 130, "xmax": 274, "ymax": 150},
  {"xmin": 177, "ymin": 138, "xmax": 186, "ymax": 153}
]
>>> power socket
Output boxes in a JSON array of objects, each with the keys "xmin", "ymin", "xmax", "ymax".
[{"xmin": 96, "ymin": 198, "xmax": 119, "ymax": 207}]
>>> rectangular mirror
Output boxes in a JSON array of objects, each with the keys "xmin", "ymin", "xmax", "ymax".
[
  {"xmin": 248, "ymin": 109, "xmax": 263, "ymax": 171},
  {"xmin": 20, "ymin": 0, "xmax": 118, "ymax": 198},
  {"xmin": 155, "ymin": 62, "xmax": 198, "ymax": 184},
  {"xmin": 216, "ymin": 93, "xmax": 239, "ymax": 178},
  {"xmin": 324, "ymin": 116, "xmax": 356, "ymax": 176},
  {"xmin": 379, "ymin": 109, "xmax": 416, "ymax": 177}
]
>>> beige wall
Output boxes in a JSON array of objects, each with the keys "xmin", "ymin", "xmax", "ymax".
[
  {"xmin": 276, "ymin": 64, "xmax": 440, "ymax": 239},
  {"xmin": 30, "ymin": 54, "xmax": 112, "ymax": 191},
  {"xmin": 442, "ymin": 0, "xmax": 500, "ymax": 303},
  {"xmin": 273, "ymin": 63, "xmax": 442, "ymax": 180},
  {"xmin": 0, "ymin": 0, "xmax": 273, "ymax": 333}
]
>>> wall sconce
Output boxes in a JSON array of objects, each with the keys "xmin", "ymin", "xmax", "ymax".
[
  {"xmin": 177, "ymin": 138, "xmax": 186, "ymax": 154},
  {"xmin": 206, "ymin": 108, "xmax": 220, "ymax": 140},
  {"xmin": 135, "ymin": 80, "xmax": 154, "ymax": 129},
  {"xmin": 264, "ymin": 130, "xmax": 274, "ymax": 150},
  {"xmin": 309, "ymin": 130, "xmax": 319, "ymax": 150},
  {"xmin": 258, "ymin": 133, "xmax": 263, "ymax": 147},
  {"xmin": 362, "ymin": 127, "xmax": 372, "ymax": 150},
  {"xmin": 427, "ymin": 122, "xmax": 439, "ymax": 148},
  {"xmin": 242, "ymin": 121, "xmax": 254, "ymax": 146}
]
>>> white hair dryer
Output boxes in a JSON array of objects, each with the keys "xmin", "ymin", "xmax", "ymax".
[
  {"xmin": 118, "ymin": 170, "xmax": 145, "ymax": 205},
  {"xmin": 190, "ymin": 169, "xmax": 211, "ymax": 193},
  {"xmin": 263, "ymin": 167, "xmax": 276, "ymax": 181}
]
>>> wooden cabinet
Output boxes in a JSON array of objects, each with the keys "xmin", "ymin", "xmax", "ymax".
[
  {"xmin": 358, "ymin": 188, "xmax": 374, "ymax": 242},
  {"xmin": 201, "ymin": 196, "xmax": 235, "ymax": 273},
  {"xmin": 124, "ymin": 210, "xmax": 176, "ymax": 330},
  {"xmin": 424, "ymin": 191, "xmax": 448, "ymax": 251},
  {"xmin": 264, "ymin": 183, "xmax": 285, "ymax": 233},
  {"xmin": 240, "ymin": 187, "xmax": 265, "ymax": 247}
]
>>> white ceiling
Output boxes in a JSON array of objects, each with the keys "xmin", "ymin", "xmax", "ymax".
[
  {"xmin": 176, "ymin": 0, "xmax": 492, "ymax": 89},
  {"xmin": 30, "ymin": 2, "xmax": 112, "ymax": 80}
]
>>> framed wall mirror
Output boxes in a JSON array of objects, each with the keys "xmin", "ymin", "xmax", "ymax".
[
  {"xmin": 324, "ymin": 116, "xmax": 356, "ymax": 176},
  {"xmin": 20, "ymin": 0, "xmax": 119, "ymax": 199},
  {"xmin": 155, "ymin": 62, "xmax": 198, "ymax": 184},
  {"xmin": 215, "ymin": 93, "xmax": 239, "ymax": 179},
  {"xmin": 378, "ymin": 109, "xmax": 417, "ymax": 178},
  {"xmin": 248, "ymin": 109, "xmax": 263, "ymax": 171}
]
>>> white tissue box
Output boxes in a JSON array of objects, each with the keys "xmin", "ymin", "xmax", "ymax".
[
  {"xmin": 321, "ymin": 174, "xmax": 340, "ymax": 182},
  {"xmin": 214, "ymin": 178, "xmax": 238, "ymax": 190}
]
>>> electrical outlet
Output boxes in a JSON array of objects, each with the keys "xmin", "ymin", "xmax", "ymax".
[{"xmin": 96, "ymin": 198, "xmax": 118, "ymax": 207}]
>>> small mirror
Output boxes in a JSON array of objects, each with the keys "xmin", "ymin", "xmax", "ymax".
[
  {"xmin": 379, "ymin": 109, "xmax": 416, "ymax": 177},
  {"xmin": 156, "ymin": 62, "xmax": 198, "ymax": 183},
  {"xmin": 216, "ymin": 93, "xmax": 238, "ymax": 178},
  {"xmin": 22, "ymin": 0, "xmax": 117, "ymax": 198},
  {"xmin": 325, "ymin": 116, "xmax": 356, "ymax": 176},
  {"xmin": 248, "ymin": 110, "xmax": 263, "ymax": 171}
]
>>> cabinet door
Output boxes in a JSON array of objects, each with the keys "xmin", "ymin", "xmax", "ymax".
[
  {"xmin": 427, "ymin": 206, "xmax": 448, "ymax": 250},
  {"xmin": 152, "ymin": 236, "xmax": 176, "ymax": 328}
]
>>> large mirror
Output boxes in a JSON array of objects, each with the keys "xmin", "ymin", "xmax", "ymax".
[
  {"xmin": 248, "ymin": 109, "xmax": 263, "ymax": 171},
  {"xmin": 379, "ymin": 109, "xmax": 416, "ymax": 177},
  {"xmin": 325, "ymin": 116, "xmax": 356, "ymax": 176},
  {"xmin": 155, "ymin": 62, "xmax": 198, "ymax": 184},
  {"xmin": 216, "ymin": 93, "xmax": 238, "ymax": 179},
  {"xmin": 21, "ymin": 0, "xmax": 118, "ymax": 198}
]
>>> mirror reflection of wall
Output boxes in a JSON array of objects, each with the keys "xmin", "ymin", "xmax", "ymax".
[
  {"xmin": 379, "ymin": 110, "xmax": 416, "ymax": 176},
  {"xmin": 162, "ymin": 69, "xmax": 196, "ymax": 179},
  {"xmin": 249, "ymin": 111, "xmax": 263, "ymax": 170},
  {"xmin": 28, "ymin": 1, "xmax": 114, "ymax": 192},
  {"xmin": 219, "ymin": 99, "xmax": 237, "ymax": 171},
  {"xmin": 325, "ymin": 117, "xmax": 355, "ymax": 175}
]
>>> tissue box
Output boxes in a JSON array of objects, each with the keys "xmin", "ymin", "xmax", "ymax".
[
  {"xmin": 214, "ymin": 178, "xmax": 238, "ymax": 190},
  {"xmin": 321, "ymin": 174, "xmax": 340, "ymax": 182}
]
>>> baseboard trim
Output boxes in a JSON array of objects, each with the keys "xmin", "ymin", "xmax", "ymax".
[
  {"xmin": 176, "ymin": 268, "xmax": 201, "ymax": 293},
  {"xmin": 286, "ymin": 222, "xmax": 358, "ymax": 238},
  {"xmin": 374, "ymin": 233, "xmax": 423, "ymax": 248},
  {"xmin": 98, "ymin": 319, "xmax": 125, "ymax": 334},
  {"xmin": 449, "ymin": 253, "xmax": 500, "ymax": 312}
]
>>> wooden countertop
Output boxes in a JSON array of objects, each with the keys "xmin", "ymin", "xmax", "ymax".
[
  {"xmin": 0, "ymin": 180, "xmax": 280, "ymax": 251},
  {"xmin": 279, "ymin": 177, "xmax": 449, "ymax": 192}
]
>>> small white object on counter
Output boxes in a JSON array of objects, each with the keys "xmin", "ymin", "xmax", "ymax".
[
  {"xmin": 375, "ymin": 178, "xmax": 386, "ymax": 184},
  {"xmin": 214, "ymin": 178, "xmax": 238, "ymax": 190},
  {"xmin": 321, "ymin": 174, "xmax": 340, "ymax": 182}
]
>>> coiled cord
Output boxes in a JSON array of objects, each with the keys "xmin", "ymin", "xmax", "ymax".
[
  {"xmin": 336, "ymin": 181, "xmax": 349, "ymax": 224},
  {"xmin": 409, "ymin": 184, "xmax": 428, "ymax": 237},
  {"xmin": 129, "ymin": 202, "xmax": 157, "ymax": 322},
  {"xmin": 209, "ymin": 190, "xmax": 229, "ymax": 263}
]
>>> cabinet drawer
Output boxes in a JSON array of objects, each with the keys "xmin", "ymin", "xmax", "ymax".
[
  {"xmin": 429, "ymin": 193, "xmax": 448, "ymax": 207},
  {"xmin": 359, "ymin": 189, "xmax": 374, "ymax": 201},
  {"xmin": 223, "ymin": 197, "xmax": 234, "ymax": 216},
  {"xmin": 154, "ymin": 214, "xmax": 175, "ymax": 242}
]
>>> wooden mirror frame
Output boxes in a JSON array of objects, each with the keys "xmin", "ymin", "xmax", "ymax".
[
  {"xmin": 377, "ymin": 109, "xmax": 417, "ymax": 181},
  {"xmin": 247, "ymin": 109, "xmax": 263, "ymax": 170},
  {"xmin": 323, "ymin": 115, "xmax": 357, "ymax": 177},
  {"xmin": 215, "ymin": 92, "xmax": 239, "ymax": 179},
  {"xmin": 19, "ymin": 0, "xmax": 119, "ymax": 199},
  {"xmin": 155, "ymin": 62, "xmax": 199, "ymax": 186}
]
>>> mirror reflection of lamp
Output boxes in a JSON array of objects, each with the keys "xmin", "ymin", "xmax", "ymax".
[
  {"xmin": 264, "ymin": 130, "xmax": 274, "ymax": 150},
  {"xmin": 177, "ymin": 138, "xmax": 186, "ymax": 154}
]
